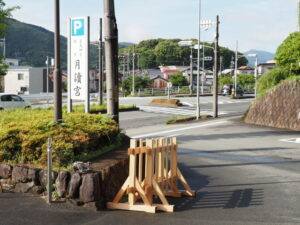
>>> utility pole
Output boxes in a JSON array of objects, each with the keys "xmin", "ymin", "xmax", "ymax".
[
  {"xmin": 196, "ymin": 0, "xmax": 202, "ymax": 120},
  {"xmin": 132, "ymin": 45, "xmax": 135, "ymax": 95},
  {"xmin": 99, "ymin": 18, "xmax": 103, "ymax": 105},
  {"xmin": 54, "ymin": 0, "xmax": 62, "ymax": 122},
  {"xmin": 104, "ymin": 0, "xmax": 119, "ymax": 123},
  {"xmin": 234, "ymin": 40, "xmax": 238, "ymax": 98},
  {"xmin": 213, "ymin": 15, "xmax": 220, "ymax": 118}
]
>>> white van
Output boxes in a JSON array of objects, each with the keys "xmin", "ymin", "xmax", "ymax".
[{"xmin": 0, "ymin": 93, "xmax": 31, "ymax": 110}]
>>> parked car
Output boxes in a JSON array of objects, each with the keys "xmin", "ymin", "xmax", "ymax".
[
  {"xmin": 0, "ymin": 93, "xmax": 31, "ymax": 110},
  {"xmin": 221, "ymin": 84, "xmax": 244, "ymax": 96}
]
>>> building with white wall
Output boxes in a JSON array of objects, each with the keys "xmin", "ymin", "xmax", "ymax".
[
  {"xmin": 5, "ymin": 58, "xmax": 19, "ymax": 66},
  {"xmin": 4, "ymin": 66, "xmax": 49, "ymax": 94},
  {"xmin": 257, "ymin": 60, "xmax": 276, "ymax": 75}
]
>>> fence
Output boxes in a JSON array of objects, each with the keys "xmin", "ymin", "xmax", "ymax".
[
  {"xmin": 107, "ymin": 137, "xmax": 195, "ymax": 213},
  {"xmin": 134, "ymin": 85, "xmax": 213, "ymax": 97}
]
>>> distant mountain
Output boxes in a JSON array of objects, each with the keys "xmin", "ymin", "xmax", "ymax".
[
  {"xmin": 244, "ymin": 50, "xmax": 275, "ymax": 67},
  {"xmin": 5, "ymin": 19, "xmax": 133, "ymax": 68},
  {"xmin": 119, "ymin": 42, "xmax": 134, "ymax": 49}
]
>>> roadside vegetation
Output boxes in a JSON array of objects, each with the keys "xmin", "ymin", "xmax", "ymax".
[
  {"xmin": 0, "ymin": 108, "xmax": 122, "ymax": 169},
  {"xmin": 257, "ymin": 32, "xmax": 300, "ymax": 96}
]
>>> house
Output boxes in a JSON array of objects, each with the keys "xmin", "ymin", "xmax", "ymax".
[
  {"xmin": 237, "ymin": 66, "xmax": 254, "ymax": 75},
  {"xmin": 4, "ymin": 66, "xmax": 50, "ymax": 94},
  {"xmin": 5, "ymin": 58, "xmax": 19, "ymax": 66},
  {"xmin": 151, "ymin": 75, "xmax": 168, "ymax": 88},
  {"xmin": 183, "ymin": 67, "xmax": 214, "ymax": 89},
  {"xmin": 221, "ymin": 69, "xmax": 234, "ymax": 76},
  {"xmin": 159, "ymin": 66, "xmax": 189, "ymax": 80},
  {"xmin": 257, "ymin": 60, "xmax": 276, "ymax": 75}
]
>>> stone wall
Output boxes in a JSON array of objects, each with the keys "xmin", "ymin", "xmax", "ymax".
[
  {"xmin": 245, "ymin": 80, "xmax": 300, "ymax": 130},
  {"xmin": 0, "ymin": 148, "xmax": 129, "ymax": 211}
]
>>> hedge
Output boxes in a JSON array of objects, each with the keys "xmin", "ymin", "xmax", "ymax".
[{"xmin": 0, "ymin": 109, "xmax": 121, "ymax": 168}]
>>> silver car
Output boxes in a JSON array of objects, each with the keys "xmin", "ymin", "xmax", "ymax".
[{"xmin": 0, "ymin": 93, "xmax": 31, "ymax": 110}]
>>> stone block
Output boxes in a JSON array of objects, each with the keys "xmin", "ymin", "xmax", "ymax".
[
  {"xmin": 79, "ymin": 173, "xmax": 101, "ymax": 203},
  {"xmin": 12, "ymin": 166, "xmax": 28, "ymax": 183},
  {"xmin": 55, "ymin": 171, "xmax": 70, "ymax": 198},
  {"xmin": 14, "ymin": 182, "xmax": 35, "ymax": 193},
  {"xmin": 0, "ymin": 164, "xmax": 12, "ymax": 179},
  {"xmin": 68, "ymin": 173, "xmax": 81, "ymax": 199},
  {"xmin": 39, "ymin": 170, "xmax": 58, "ymax": 187}
]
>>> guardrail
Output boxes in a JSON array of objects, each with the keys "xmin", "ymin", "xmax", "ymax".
[{"xmin": 107, "ymin": 137, "xmax": 195, "ymax": 213}]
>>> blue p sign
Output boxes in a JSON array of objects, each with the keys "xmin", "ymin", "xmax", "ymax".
[{"xmin": 72, "ymin": 19, "xmax": 84, "ymax": 36}]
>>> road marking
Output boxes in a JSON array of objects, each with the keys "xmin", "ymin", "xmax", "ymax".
[
  {"xmin": 279, "ymin": 138, "xmax": 300, "ymax": 144},
  {"xmin": 139, "ymin": 105, "xmax": 232, "ymax": 116},
  {"xmin": 181, "ymin": 102, "xmax": 194, "ymax": 107},
  {"xmin": 131, "ymin": 120, "xmax": 230, "ymax": 138}
]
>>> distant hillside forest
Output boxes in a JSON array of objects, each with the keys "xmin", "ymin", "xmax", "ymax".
[
  {"xmin": 5, "ymin": 19, "xmax": 247, "ymax": 70},
  {"xmin": 119, "ymin": 39, "xmax": 248, "ymax": 70},
  {"xmin": 5, "ymin": 19, "xmax": 130, "ymax": 69}
]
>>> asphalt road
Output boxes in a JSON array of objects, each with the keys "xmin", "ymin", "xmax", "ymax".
[
  {"xmin": 1, "ymin": 116, "xmax": 300, "ymax": 225},
  {"xmin": 119, "ymin": 95, "xmax": 252, "ymax": 129}
]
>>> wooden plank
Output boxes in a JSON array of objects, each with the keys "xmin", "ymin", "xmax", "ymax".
[
  {"xmin": 152, "ymin": 178, "xmax": 170, "ymax": 206},
  {"xmin": 177, "ymin": 168, "xmax": 196, "ymax": 197},
  {"xmin": 170, "ymin": 138, "xmax": 178, "ymax": 191},
  {"xmin": 145, "ymin": 139, "xmax": 154, "ymax": 204},
  {"xmin": 135, "ymin": 178, "xmax": 152, "ymax": 206},
  {"xmin": 107, "ymin": 202, "xmax": 156, "ymax": 213},
  {"xmin": 153, "ymin": 203, "xmax": 174, "ymax": 213},
  {"xmin": 154, "ymin": 139, "xmax": 159, "ymax": 181},
  {"xmin": 112, "ymin": 177, "xmax": 129, "ymax": 203},
  {"xmin": 164, "ymin": 190, "xmax": 182, "ymax": 198},
  {"xmin": 128, "ymin": 139, "xmax": 138, "ymax": 205},
  {"xmin": 138, "ymin": 139, "xmax": 143, "ymax": 182}
]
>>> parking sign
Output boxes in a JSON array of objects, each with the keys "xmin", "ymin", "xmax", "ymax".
[{"xmin": 68, "ymin": 16, "xmax": 90, "ymax": 111}]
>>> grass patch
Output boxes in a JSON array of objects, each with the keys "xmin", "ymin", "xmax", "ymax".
[{"xmin": 165, "ymin": 114, "xmax": 211, "ymax": 124}]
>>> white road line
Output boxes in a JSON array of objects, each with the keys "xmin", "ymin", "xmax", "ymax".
[
  {"xmin": 139, "ymin": 106, "xmax": 230, "ymax": 116},
  {"xmin": 279, "ymin": 138, "xmax": 300, "ymax": 144},
  {"xmin": 181, "ymin": 102, "xmax": 194, "ymax": 107},
  {"xmin": 131, "ymin": 120, "xmax": 230, "ymax": 138}
]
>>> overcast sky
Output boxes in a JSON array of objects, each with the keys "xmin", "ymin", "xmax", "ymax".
[{"xmin": 6, "ymin": 0, "xmax": 299, "ymax": 53}]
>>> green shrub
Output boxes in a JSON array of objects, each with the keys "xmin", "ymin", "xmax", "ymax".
[
  {"xmin": 0, "ymin": 109, "xmax": 121, "ymax": 167},
  {"xmin": 257, "ymin": 68, "xmax": 293, "ymax": 96}
]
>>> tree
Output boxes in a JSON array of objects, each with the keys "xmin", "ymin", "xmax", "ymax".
[
  {"xmin": 275, "ymin": 32, "xmax": 300, "ymax": 74},
  {"xmin": 121, "ymin": 75, "xmax": 152, "ymax": 95},
  {"xmin": 219, "ymin": 75, "xmax": 233, "ymax": 88},
  {"xmin": 0, "ymin": 1, "xmax": 19, "ymax": 88},
  {"xmin": 237, "ymin": 73, "xmax": 255, "ymax": 87},
  {"xmin": 169, "ymin": 72, "xmax": 188, "ymax": 87}
]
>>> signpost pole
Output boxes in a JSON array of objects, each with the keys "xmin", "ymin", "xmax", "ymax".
[
  {"xmin": 54, "ymin": 0, "xmax": 62, "ymax": 122},
  {"xmin": 47, "ymin": 138, "xmax": 52, "ymax": 204}
]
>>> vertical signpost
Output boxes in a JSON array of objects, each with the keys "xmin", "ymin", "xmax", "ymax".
[{"xmin": 68, "ymin": 16, "xmax": 90, "ymax": 113}]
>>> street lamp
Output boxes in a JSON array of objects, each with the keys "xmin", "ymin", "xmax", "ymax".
[{"xmin": 178, "ymin": 40, "xmax": 194, "ymax": 93}]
